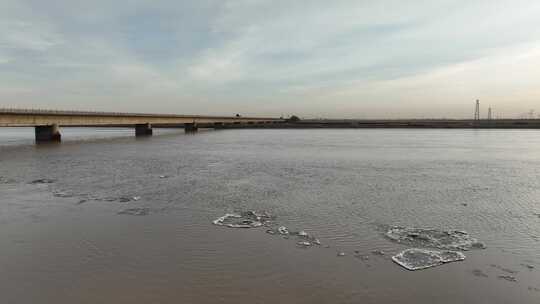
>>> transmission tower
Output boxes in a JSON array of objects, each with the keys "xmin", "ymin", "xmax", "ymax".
[
  {"xmin": 474, "ymin": 100, "xmax": 480, "ymax": 120},
  {"xmin": 487, "ymin": 107, "xmax": 492, "ymax": 120}
]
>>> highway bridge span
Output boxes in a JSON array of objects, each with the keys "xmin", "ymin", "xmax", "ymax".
[{"xmin": 0, "ymin": 109, "xmax": 283, "ymax": 142}]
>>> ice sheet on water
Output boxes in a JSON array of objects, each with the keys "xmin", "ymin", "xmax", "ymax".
[
  {"xmin": 438, "ymin": 250, "xmax": 466, "ymax": 263},
  {"xmin": 278, "ymin": 226, "xmax": 289, "ymax": 235},
  {"xmin": 392, "ymin": 248, "xmax": 465, "ymax": 271},
  {"xmin": 297, "ymin": 241, "xmax": 312, "ymax": 247},
  {"xmin": 291, "ymin": 230, "xmax": 321, "ymax": 246},
  {"xmin": 212, "ymin": 211, "xmax": 271, "ymax": 228},
  {"xmin": 294, "ymin": 230, "xmax": 321, "ymax": 246},
  {"xmin": 212, "ymin": 212, "xmax": 322, "ymax": 247},
  {"xmin": 265, "ymin": 225, "xmax": 321, "ymax": 247},
  {"xmin": 386, "ymin": 227, "xmax": 485, "ymax": 250}
]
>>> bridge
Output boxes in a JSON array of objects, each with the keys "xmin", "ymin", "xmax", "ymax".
[{"xmin": 0, "ymin": 109, "xmax": 283, "ymax": 142}]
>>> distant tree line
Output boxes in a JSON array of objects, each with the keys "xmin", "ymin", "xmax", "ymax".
[{"xmin": 287, "ymin": 115, "xmax": 300, "ymax": 122}]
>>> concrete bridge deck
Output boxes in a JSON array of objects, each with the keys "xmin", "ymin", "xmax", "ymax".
[{"xmin": 0, "ymin": 109, "xmax": 283, "ymax": 142}]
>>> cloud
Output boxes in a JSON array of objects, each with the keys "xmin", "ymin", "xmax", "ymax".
[
  {"xmin": 296, "ymin": 41, "xmax": 540, "ymax": 118},
  {"xmin": 1, "ymin": 0, "xmax": 540, "ymax": 117},
  {"xmin": 0, "ymin": 52, "xmax": 11, "ymax": 65}
]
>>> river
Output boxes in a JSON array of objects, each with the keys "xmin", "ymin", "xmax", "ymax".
[{"xmin": 1, "ymin": 128, "xmax": 539, "ymax": 303}]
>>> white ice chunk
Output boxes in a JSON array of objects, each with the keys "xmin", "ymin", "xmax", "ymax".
[
  {"xmin": 212, "ymin": 212, "xmax": 267, "ymax": 228},
  {"xmin": 278, "ymin": 226, "xmax": 289, "ymax": 235},
  {"xmin": 386, "ymin": 227, "xmax": 485, "ymax": 250},
  {"xmin": 392, "ymin": 248, "xmax": 465, "ymax": 271}
]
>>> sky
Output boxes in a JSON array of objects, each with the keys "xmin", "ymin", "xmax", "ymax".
[{"xmin": 1, "ymin": 0, "xmax": 540, "ymax": 118}]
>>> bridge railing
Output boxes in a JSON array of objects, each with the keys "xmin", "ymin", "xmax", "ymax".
[{"xmin": 0, "ymin": 108, "xmax": 280, "ymax": 120}]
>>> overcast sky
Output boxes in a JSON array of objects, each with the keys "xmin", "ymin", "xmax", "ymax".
[{"xmin": 1, "ymin": 0, "xmax": 540, "ymax": 118}]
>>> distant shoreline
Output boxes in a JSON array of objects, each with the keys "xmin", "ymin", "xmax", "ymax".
[{"xmin": 225, "ymin": 119, "xmax": 540, "ymax": 129}]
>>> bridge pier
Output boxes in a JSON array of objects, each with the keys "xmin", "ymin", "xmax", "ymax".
[
  {"xmin": 185, "ymin": 123, "xmax": 198, "ymax": 133},
  {"xmin": 135, "ymin": 123, "xmax": 153, "ymax": 136},
  {"xmin": 35, "ymin": 124, "xmax": 61, "ymax": 143}
]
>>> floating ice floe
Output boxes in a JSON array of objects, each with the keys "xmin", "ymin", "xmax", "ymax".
[
  {"xmin": 392, "ymin": 248, "xmax": 466, "ymax": 271},
  {"xmin": 386, "ymin": 227, "xmax": 485, "ymax": 250},
  {"xmin": 212, "ymin": 212, "xmax": 323, "ymax": 248},
  {"xmin": 289, "ymin": 229, "xmax": 321, "ymax": 245},
  {"xmin": 354, "ymin": 252, "xmax": 369, "ymax": 261},
  {"xmin": 372, "ymin": 250, "xmax": 385, "ymax": 256},
  {"xmin": 265, "ymin": 225, "xmax": 321, "ymax": 247},
  {"xmin": 212, "ymin": 211, "xmax": 271, "ymax": 228},
  {"xmin": 297, "ymin": 241, "xmax": 312, "ymax": 247},
  {"xmin": 278, "ymin": 226, "xmax": 289, "ymax": 235},
  {"xmin": 265, "ymin": 225, "xmax": 289, "ymax": 235}
]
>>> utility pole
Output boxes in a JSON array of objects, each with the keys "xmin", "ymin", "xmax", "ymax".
[{"xmin": 474, "ymin": 100, "xmax": 480, "ymax": 121}]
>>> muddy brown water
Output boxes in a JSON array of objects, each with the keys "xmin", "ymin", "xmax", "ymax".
[{"xmin": 1, "ymin": 128, "xmax": 540, "ymax": 303}]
